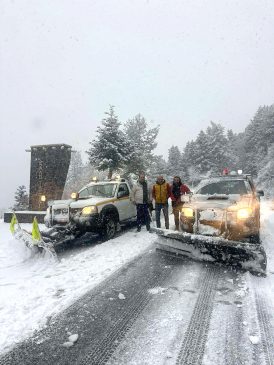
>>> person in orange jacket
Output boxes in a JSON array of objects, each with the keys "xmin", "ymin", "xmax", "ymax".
[
  {"xmin": 170, "ymin": 176, "xmax": 190, "ymax": 230},
  {"xmin": 152, "ymin": 176, "xmax": 171, "ymax": 229}
]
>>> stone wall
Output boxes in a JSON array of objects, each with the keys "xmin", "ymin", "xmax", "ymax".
[{"xmin": 4, "ymin": 211, "xmax": 46, "ymax": 223}]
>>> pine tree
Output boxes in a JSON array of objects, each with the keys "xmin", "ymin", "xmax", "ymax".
[
  {"xmin": 187, "ymin": 165, "xmax": 201, "ymax": 188},
  {"xmin": 87, "ymin": 106, "xmax": 132, "ymax": 179},
  {"xmin": 167, "ymin": 145, "xmax": 182, "ymax": 178},
  {"xmin": 194, "ymin": 130, "xmax": 211, "ymax": 174},
  {"xmin": 242, "ymin": 105, "xmax": 274, "ymax": 175},
  {"xmin": 181, "ymin": 141, "xmax": 197, "ymax": 180},
  {"xmin": 226, "ymin": 129, "xmax": 240, "ymax": 170},
  {"xmin": 123, "ymin": 114, "xmax": 159, "ymax": 174},
  {"xmin": 205, "ymin": 122, "xmax": 229, "ymax": 173},
  {"xmin": 243, "ymin": 108, "xmax": 265, "ymax": 175},
  {"xmin": 148, "ymin": 155, "xmax": 168, "ymax": 181},
  {"xmin": 14, "ymin": 185, "xmax": 29, "ymax": 210},
  {"xmin": 63, "ymin": 151, "xmax": 84, "ymax": 195},
  {"xmin": 256, "ymin": 144, "xmax": 274, "ymax": 198}
]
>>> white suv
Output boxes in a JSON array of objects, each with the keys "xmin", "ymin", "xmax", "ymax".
[{"xmin": 45, "ymin": 180, "xmax": 137, "ymax": 239}]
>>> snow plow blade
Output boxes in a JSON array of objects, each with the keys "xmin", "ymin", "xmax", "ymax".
[
  {"xmin": 151, "ymin": 228, "xmax": 267, "ymax": 275},
  {"xmin": 14, "ymin": 227, "xmax": 58, "ymax": 259}
]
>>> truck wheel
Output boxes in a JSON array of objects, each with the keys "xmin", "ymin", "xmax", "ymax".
[
  {"xmin": 102, "ymin": 216, "xmax": 117, "ymax": 240},
  {"xmin": 249, "ymin": 232, "xmax": 261, "ymax": 244}
]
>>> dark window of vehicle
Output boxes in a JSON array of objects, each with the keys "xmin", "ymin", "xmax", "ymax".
[
  {"xmin": 118, "ymin": 183, "xmax": 129, "ymax": 197},
  {"xmin": 78, "ymin": 188, "xmax": 89, "ymax": 199},
  {"xmin": 87, "ymin": 184, "xmax": 117, "ymax": 198},
  {"xmin": 197, "ymin": 180, "xmax": 248, "ymax": 195}
]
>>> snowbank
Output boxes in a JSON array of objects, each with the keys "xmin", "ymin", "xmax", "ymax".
[{"xmin": 0, "ymin": 222, "xmax": 153, "ymax": 354}]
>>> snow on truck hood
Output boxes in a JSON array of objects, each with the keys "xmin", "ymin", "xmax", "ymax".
[
  {"xmin": 184, "ymin": 194, "xmax": 253, "ymax": 210},
  {"xmin": 69, "ymin": 196, "xmax": 114, "ymax": 209},
  {"xmin": 49, "ymin": 197, "xmax": 114, "ymax": 210}
]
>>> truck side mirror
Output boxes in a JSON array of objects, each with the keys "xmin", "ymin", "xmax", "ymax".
[{"xmin": 256, "ymin": 190, "xmax": 264, "ymax": 197}]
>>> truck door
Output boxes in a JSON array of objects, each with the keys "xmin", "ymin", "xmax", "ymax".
[{"xmin": 116, "ymin": 183, "xmax": 136, "ymax": 220}]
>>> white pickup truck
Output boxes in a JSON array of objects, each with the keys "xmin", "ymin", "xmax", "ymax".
[{"xmin": 44, "ymin": 179, "xmax": 137, "ymax": 239}]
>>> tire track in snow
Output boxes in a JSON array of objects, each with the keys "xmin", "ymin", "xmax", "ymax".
[
  {"xmin": 175, "ymin": 266, "xmax": 219, "ymax": 365},
  {"xmin": 254, "ymin": 286, "xmax": 274, "ymax": 365},
  {"xmin": 224, "ymin": 301, "xmax": 251, "ymax": 365},
  {"xmin": 79, "ymin": 260, "xmax": 177, "ymax": 365},
  {"xmin": 0, "ymin": 251, "xmax": 181, "ymax": 365}
]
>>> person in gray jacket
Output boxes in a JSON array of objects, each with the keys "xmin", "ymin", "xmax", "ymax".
[{"xmin": 131, "ymin": 172, "xmax": 151, "ymax": 232}]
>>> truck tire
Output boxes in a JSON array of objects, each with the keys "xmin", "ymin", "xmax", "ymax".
[
  {"xmin": 249, "ymin": 232, "xmax": 261, "ymax": 244},
  {"xmin": 102, "ymin": 215, "xmax": 117, "ymax": 240}
]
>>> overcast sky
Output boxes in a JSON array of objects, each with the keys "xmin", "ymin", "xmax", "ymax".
[{"xmin": 1, "ymin": 0, "xmax": 274, "ymax": 208}]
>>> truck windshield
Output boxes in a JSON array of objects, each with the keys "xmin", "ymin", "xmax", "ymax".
[
  {"xmin": 197, "ymin": 180, "xmax": 248, "ymax": 195},
  {"xmin": 85, "ymin": 184, "xmax": 117, "ymax": 198}
]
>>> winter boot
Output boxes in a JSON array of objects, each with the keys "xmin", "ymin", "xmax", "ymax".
[
  {"xmin": 146, "ymin": 223, "xmax": 150, "ymax": 231},
  {"xmin": 137, "ymin": 226, "xmax": 141, "ymax": 232}
]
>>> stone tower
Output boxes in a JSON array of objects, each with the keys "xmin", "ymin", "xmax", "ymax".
[{"xmin": 27, "ymin": 144, "xmax": 72, "ymax": 210}]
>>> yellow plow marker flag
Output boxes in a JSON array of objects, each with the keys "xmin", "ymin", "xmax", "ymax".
[
  {"xmin": 32, "ymin": 217, "xmax": 41, "ymax": 241},
  {"xmin": 10, "ymin": 213, "xmax": 18, "ymax": 234}
]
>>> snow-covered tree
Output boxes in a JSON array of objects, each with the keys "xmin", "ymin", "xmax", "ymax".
[
  {"xmin": 256, "ymin": 144, "xmax": 274, "ymax": 198},
  {"xmin": 167, "ymin": 145, "xmax": 183, "ymax": 178},
  {"xmin": 205, "ymin": 122, "xmax": 229, "ymax": 173},
  {"xmin": 63, "ymin": 153, "xmax": 108, "ymax": 198},
  {"xmin": 243, "ymin": 105, "xmax": 274, "ymax": 175},
  {"xmin": 182, "ymin": 137, "xmax": 210, "ymax": 180},
  {"xmin": 187, "ymin": 166, "xmax": 201, "ymax": 189},
  {"xmin": 87, "ymin": 106, "xmax": 132, "ymax": 179},
  {"xmin": 148, "ymin": 155, "xmax": 168, "ymax": 181},
  {"xmin": 123, "ymin": 114, "xmax": 159, "ymax": 175},
  {"xmin": 63, "ymin": 151, "xmax": 84, "ymax": 196},
  {"xmin": 165, "ymin": 103, "xmax": 273, "ymax": 185},
  {"xmin": 226, "ymin": 129, "xmax": 242, "ymax": 170},
  {"xmin": 193, "ymin": 130, "xmax": 211, "ymax": 174},
  {"xmin": 14, "ymin": 185, "xmax": 29, "ymax": 210},
  {"xmin": 181, "ymin": 123, "xmax": 237, "ymax": 180},
  {"xmin": 182, "ymin": 140, "xmax": 195, "ymax": 164}
]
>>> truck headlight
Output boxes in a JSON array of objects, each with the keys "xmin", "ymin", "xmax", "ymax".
[
  {"xmin": 81, "ymin": 206, "xmax": 98, "ymax": 215},
  {"xmin": 182, "ymin": 207, "xmax": 194, "ymax": 217},
  {"xmin": 237, "ymin": 208, "xmax": 252, "ymax": 219}
]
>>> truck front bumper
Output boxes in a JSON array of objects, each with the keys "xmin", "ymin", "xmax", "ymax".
[{"xmin": 70, "ymin": 213, "xmax": 102, "ymax": 231}]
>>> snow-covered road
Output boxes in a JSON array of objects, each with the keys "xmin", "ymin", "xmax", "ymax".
[
  {"xmin": 0, "ymin": 203, "xmax": 273, "ymax": 364},
  {"xmin": 0, "ymin": 223, "xmax": 153, "ymax": 354}
]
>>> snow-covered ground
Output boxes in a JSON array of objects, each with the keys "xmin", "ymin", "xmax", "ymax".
[
  {"xmin": 257, "ymin": 201, "xmax": 274, "ymax": 304},
  {"xmin": 0, "ymin": 222, "xmax": 153, "ymax": 354},
  {"xmin": 0, "ymin": 202, "xmax": 273, "ymax": 358}
]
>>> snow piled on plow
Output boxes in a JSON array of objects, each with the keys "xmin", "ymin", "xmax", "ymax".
[
  {"xmin": 0, "ymin": 221, "xmax": 153, "ymax": 354},
  {"xmin": 153, "ymin": 223, "xmax": 267, "ymax": 274}
]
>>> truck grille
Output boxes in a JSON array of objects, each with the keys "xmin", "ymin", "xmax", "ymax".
[
  {"xmin": 53, "ymin": 208, "xmax": 68, "ymax": 215},
  {"xmin": 70, "ymin": 208, "xmax": 82, "ymax": 216}
]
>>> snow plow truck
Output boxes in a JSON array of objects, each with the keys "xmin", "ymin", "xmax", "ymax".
[
  {"xmin": 42, "ymin": 177, "xmax": 137, "ymax": 245},
  {"xmin": 10, "ymin": 178, "xmax": 137, "ymax": 258},
  {"xmin": 153, "ymin": 172, "xmax": 267, "ymax": 274}
]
